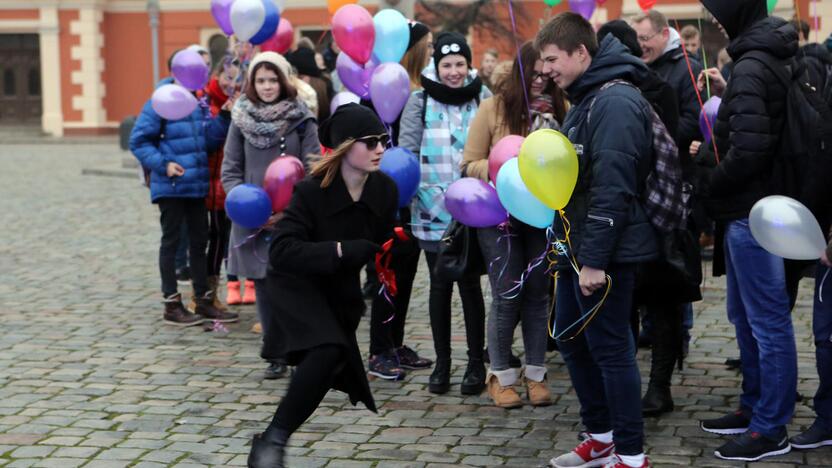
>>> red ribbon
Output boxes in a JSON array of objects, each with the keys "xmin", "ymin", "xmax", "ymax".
[{"xmin": 375, "ymin": 227, "xmax": 409, "ymax": 323}]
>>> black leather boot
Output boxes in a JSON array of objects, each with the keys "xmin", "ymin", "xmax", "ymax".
[
  {"xmin": 642, "ymin": 303, "xmax": 681, "ymax": 417},
  {"xmin": 460, "ymin": 358, "xmax": 486, "ymax": 395},
  {"xmin": 429, "ymin": 358, "xmax": 451, "ymax": 394},
  {"xmin": 248, "ymin": 433, "xmax": 286, "ymax": 468},
  {"xmin": 642, "ymin": 384, "xmax": 674, "ymax": 416}
]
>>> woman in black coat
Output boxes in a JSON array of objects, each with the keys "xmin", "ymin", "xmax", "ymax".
[{"xmin": 248, "ymin": 104, "xmax": 399, "ymax": 468}]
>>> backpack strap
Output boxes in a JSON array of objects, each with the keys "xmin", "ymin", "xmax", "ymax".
[
  {"xmin": 740, "ymin": 50, "xmax": 792, "ymax": 90},
  {"xmin": 587, "ymin": 79, "xmax": 635, "ymax": 125}
]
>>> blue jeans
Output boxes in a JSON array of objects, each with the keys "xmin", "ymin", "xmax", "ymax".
[
  {"xmin": 555, "ymin": 264, "xmax": 643, "ymax": 455},
  {"xmin": 813, "ymin": 264, "xmax": 832, "ymax": 431},
  {"xmin": 724, "ymin": 219, "xmax": 796, "ymax": 437}
]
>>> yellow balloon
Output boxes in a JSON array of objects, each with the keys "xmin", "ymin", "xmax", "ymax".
[{"xmin": 518, "ymin": 129, "xmax": 578, "ymax": 211}]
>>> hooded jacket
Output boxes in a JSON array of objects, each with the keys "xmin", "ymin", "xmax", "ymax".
[
  {"xmin": 799, "ymin": 43, "xmax": 832, "ymax": 102},
  {"xmin": 649, "ymin": 28, "xmax": 703, "ymax": 157},
  {"xmin": 699, "ymin": 0, "xmax": 798, "ymax": 221},
  {"xmin": 558, "ymin": 35, "xmax": 658, "ymax": 270}
]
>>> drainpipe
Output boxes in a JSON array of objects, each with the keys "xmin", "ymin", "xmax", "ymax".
[{"xmin": 148, "ymin": 0, "xmax": 161, "ymax": 86}]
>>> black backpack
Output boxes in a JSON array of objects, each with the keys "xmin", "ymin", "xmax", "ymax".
[{"xmin": 742, "ymin": 51, "xmax": 832, "ymax": 231}]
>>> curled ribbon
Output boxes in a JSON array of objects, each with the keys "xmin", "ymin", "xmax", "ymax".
[
  {"xmin": 233, "ymin": 227, "xmax": 269, "ymax": 264},
  {"xmin": 375, "ymin": 227, "xmax": 409, "ymax": 324}
]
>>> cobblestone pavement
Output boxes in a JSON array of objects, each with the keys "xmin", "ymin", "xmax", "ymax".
[{"xmin": 1, "ymin": 142, "xmax": 830, "ymax": 467}]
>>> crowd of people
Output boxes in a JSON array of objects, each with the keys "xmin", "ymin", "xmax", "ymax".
[{"xmin": 128, "ymin": 0, "xmax": 832, "ymax": 467}]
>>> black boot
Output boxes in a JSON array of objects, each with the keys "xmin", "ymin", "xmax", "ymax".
[
  {"xmin": 248, "ymin": 433, "xmax": 286, "ymax": 468},
  {"xmin": 642, "ymin": 303, "xmax": 681, "ymax": 417},
  {"xmin": 642, "ymin": 384, "xmax": 674, "ymax": 416},
  {"xmin": 460, "ymin": 357, "xmax": 486, "ymax": 395},
  {"xmin": 429, "ymin": 358, "xmax": 451, "ymax": 394}
]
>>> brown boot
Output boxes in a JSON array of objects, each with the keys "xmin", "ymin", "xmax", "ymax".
[
  {"xmin": 163, "ymin": 293, "xmax": 204, "ymax": 327},
  {"xmin": 525, "ymin": 377, "xmax": 553, "ymax": 407},
  {"xmin": 486, "ymin": 373, "xmax": 523, "ymax": 409},
  {"xmin": 208, "ymin": 276, "xmax": 229, "ymax": 312},
  {"xmin": 195, "ymin": 292, "xmax": 239, "ymax": 323}
]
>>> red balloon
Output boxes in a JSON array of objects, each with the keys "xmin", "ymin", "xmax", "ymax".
[
  {"xmin": 261, "ymin": 18, "xmax": 293, "ymax": 54},
  {"xmin": 488, "ymin": 135, "xmax": 525, "ymax": 183},
  {"xmin": 638, "ymin": 0, "xmax": 657, "ymax": 11},
  {"xmin": 332, "ymin": 4, "xmax": 375, "ymax": 65},
  {"xmin": 263, "ymin": 156, "xmax": 305, "ymax": 212}
]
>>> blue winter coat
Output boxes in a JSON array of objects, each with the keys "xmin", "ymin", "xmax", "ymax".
[
  {"xmin": 557, "ymin": 35, "xmax": 659, "ymax": 270},
  {"xmin": 129, "ymin": 94, "xmax": 231, "ymax": 202}
]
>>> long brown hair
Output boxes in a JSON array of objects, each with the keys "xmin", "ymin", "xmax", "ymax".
[
  {"xmin": 494, "ymin": 41, "xmax": 567, "ymax": 136},
  {"xmin": 309, "ymin": 139, "xmax": 354, "ymax": 188},
  {"xmin": 244, "ymin": 62, "xmax": 297, "ymax": 104},
  {"xmin": 400, "ymin": 33, "xmax": 431, "ymax": 91}
]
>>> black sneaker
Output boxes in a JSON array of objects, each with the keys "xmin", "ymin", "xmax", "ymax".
[
  {"xmin": 714, "ymin": 430, "xmax": 790, "ymax": 461},
  {"xmin": 701, "ymin": 409, "xmax": 751, "ymax": 435},
  {"xmin": 790, "ymin": 422, "xmax": 832, "ymax": 449},
  {"xmin": 264, "ymin": 361, "xmax": 287, "ymax": 380},
  {"xmin": 368, "ymin": 353, "xmax": 406, "ymax": 381},
  {"xmin": 396, "ymin": 346, "xmax": 433, "ymax": 370}
]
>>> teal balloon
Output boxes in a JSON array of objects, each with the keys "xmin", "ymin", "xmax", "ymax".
[
  {"xmin": 767, "ymin": 0, "xmax": 777, "ymax": 13},
  {"xmin": 495, "ymin": 158, "xmax": 556, "ymax": 229},
  {"xmin": 372, "ymin": 9, "xmax": 410, "ymax": 63}
]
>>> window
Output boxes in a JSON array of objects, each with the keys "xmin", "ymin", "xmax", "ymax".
[
  {"xmin": 4, "ymin": 69, "xmax": 15, "ymax": 96},
  {"xmin": 28, "ymin": 68, "xmax": 40, "ymax": 96}
]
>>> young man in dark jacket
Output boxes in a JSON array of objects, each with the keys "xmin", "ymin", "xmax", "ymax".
[
  {"xmin": 696, "ymin": 0, "xmax": 798, "ymax": 462},
  {"xmin": 536, "ymin": 12, "xmax": 657, "ymax": 468},
  {"xmin": 792, "ymin": 19, "xmax": 832, "ymax": 101}
]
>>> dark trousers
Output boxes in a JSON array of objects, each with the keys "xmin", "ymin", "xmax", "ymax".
[
  {"xmin": 369, "ymin": 244, "xmax": 421, "ymax": 356},
  {"xmin": 256, "ymin": 278, "xmax": 286, "ymax": 362},
  {"xmin": 555, "ymin": 264, "xmax": 643, "ymax": 455},
  {"xmin": 424, "ymin": 251, "xmax": 486, "ymax": 361},
  {"xmin": 207, "ymin": 209, "xmax": 231, "ymax": 277},
  {"xmin": 175, "ymin": 222, "xmax": 189, "ymax": 271},
  {"xmin": 158, "ymin": 198, "xmax": 208, "ymax": 297},
  {"xmin": 266, "ymin": 344, "xmax": 346, "ymax": 437},
  {"xmin": 813, "ymin": 264, "xmax": 832, "ymax": 431}
]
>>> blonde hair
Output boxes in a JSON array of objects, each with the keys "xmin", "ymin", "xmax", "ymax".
[
  {"xmin": 401, "ymin": 34, "xmax": 431, "ymax": 91},
  {"xmin": 309, "ymin": 138, "xmax": 354, "ymax": 188}
]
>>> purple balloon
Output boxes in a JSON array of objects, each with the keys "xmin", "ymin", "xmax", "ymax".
[
  {"xmin": 445, "ymin": 178, "xmax": 508, "ymax": 228},
  {"xmin": 336, "ymin": 52, "xmax": 378, "ymax": 100},
  {"xmin": 171, "ymin": 50, "xmax": 209, "ymax": 91},
  {"xmin": 568, "ymin": 0, "xmax": 596, "ymax": 20},
  {"xmin": 330, "ymin": 91, "xmax": 361, "ymax": 114},
  {"xmin": 370, "ymin": 63, "xmax": 411, "ymax": 124},
  {"xmin": 699, "ymin": 96, "xmax": 721, "ymax": 145},
  {"xmin": 151, "ymin": 84, "xmax": 198, "ymax": 120},
  {"xmin": 211, "ymin": 0, "xmax": 234, "ymax": 35}
]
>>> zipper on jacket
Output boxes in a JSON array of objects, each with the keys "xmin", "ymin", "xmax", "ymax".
[{"xmin": 587, "ymin": 214, "xmax": 614, "ymax": 227}]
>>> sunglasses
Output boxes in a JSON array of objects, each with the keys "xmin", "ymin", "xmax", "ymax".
[{"xmin": 356, "ymin": 134, "xmax": 390, "ymax": 149}]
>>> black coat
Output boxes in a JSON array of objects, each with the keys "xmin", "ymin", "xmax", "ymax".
[
  {"xmin": 799, "ymin": 43, "xmax": 832, "ymax": 102},
  {"xmin": 558, "ymin": 35, "xmax": 659, "ymax": 270},
  {"xmin": 265, "ymin": 170, "xmax": 398, "ymax": 413},
  {"xmin": 651, "ymin": 45, "xmax": 703, "ymax": 157}
]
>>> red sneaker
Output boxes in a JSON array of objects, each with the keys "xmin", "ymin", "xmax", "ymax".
[
  {"xmin": 601, "ymin": 454, "xmax": 651, "ymax": 468},
  {"xmin": 549, "ymin": 437, "xmax": 615, "ymax": 467}
]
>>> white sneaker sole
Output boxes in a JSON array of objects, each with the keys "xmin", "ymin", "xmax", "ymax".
[
  {"xmin": 700, "ymin": 422, "xmax": 748, "ymax": 435},
  {"xmin": 791, "ymin": 439, "xmax": 832, "ymax": 450},
  {"xmin": 367, "ymin": 370, "xmax": 405, "ymax": 381},
  {"xmin": 548, "ymin": 456, "xmax": 613, "ymax": 468},
  {"xmin": 714, "ymin": 444, "xmax": 791, "ymax": 461}
]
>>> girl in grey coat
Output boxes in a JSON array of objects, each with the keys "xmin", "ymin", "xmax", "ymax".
[{"xmin": 222, "ymin": 52, "xmax": 319, "ymax": 378}]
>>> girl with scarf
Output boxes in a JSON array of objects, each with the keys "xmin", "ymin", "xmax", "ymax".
[
  {"xmin": 222, "ymin": 52, "xmax": 319, "ymax": 380},
  {"xmin": 399, "ymin": 32, "xmax": 492, "ymax": 395},
  {"xmin": 248, "ymin": 104, "xmax": 398, "ymax": 467},
  {"xmin": 462, "ymin": 41, "xmax": 567, "ymax": 408}
]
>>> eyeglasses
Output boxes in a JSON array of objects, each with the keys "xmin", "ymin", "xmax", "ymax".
[
  {"xmin": 356, "ymin": 134, "xmax": 390, "ymax": 149},
  {"xmin": 531, "ymin": 72, "xmax": 548, "ymax": 82},
  {"xmin": 637, "ymin": 32, "xmax": 659, "ymax": 43}
]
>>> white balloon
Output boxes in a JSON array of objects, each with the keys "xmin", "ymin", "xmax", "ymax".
[
  {"xmin": 749, "ymin": 195, "xmax": 827, "ymax": 260},
  {"xmin": 230, "ymin": 0, "xmax": 266, "ymax": 42}
]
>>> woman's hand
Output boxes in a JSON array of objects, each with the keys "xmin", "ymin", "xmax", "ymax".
[
  {"xmin": 698, "ymin": 68, "xmax": 726, "ymax": 97},
  {"xmin": 690, "ymin": 140, "xmax": 702, "ymax": 157},
  {"xmin": 263, "ymin": 212, "xmax": 284, "ymax": 229}
]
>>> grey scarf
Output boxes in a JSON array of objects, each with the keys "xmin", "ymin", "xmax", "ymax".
[{"xmin": 232, "ymin": 95, "xmax": 308, "ymax": 149}]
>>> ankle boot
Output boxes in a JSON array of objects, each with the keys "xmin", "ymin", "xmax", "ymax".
[
  {"xmin": 460, "ymin": 358, "xmax": 486, "ymax": 395},
  {"xmin": 642, "ymin": 384, "xmax": 674, "ymax": 416},
  {"xmin": 248, "ymin": 433, "xmax": 286, "ymax": 468},
  {"xmin": 196, "ymin": 293, "xmax": 239, "ymax": 323},
  {"xmin": 243, "ymin": 280, "xmax": 257, "ymax": 304},
  {"xmin": 642, "ymin": 305, "xmax": 681, "ymax": 416},
  {"xmin": 429, "ymin": 358, "xmax": 451, "ymax": 394},
  {"xmin": 208, "ymin": 276, "xmax": 228, "ymax": 311},
  {"xmin": 226, "ymin": 280, "xmax": 242, "ymax": 305},
  {"xmin": 163, "ymin": 293, "xmax": 203, "ymax": 327}
]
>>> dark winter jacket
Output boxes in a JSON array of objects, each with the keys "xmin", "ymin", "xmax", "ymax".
[
  {"xmin": 699, "ymin": 0, "xmax": 798, "ymax": 222},
  {"xmin": 799, "ymin": 43, "xmax": 832, "ymax": 100},
  {"xmin": 130, "ymin": 91, "xmax": 231, "ymax": 202},
  {"xmin": 557, "ymin": 35, "xmax": 659, "ymax": 270},
  {"xmin": 265, "ymin": 170, "xmax": 398, "ymax": 412},
  {"xmin": 650, "ymin": 45, "xmax": 703, "ymax": 156}
]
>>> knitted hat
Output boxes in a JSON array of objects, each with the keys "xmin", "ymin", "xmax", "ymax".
[
  {"xmin": 597, "ymin": 20, "xmax": 643, "ymax": 58},
  {"xmin": 407, "ymin": 22, "xmax": 430, "ymax": 52},
  {"xmin": 318, "ymin": 103, "xmax": 386, "ymax": 149},
  {"xmin": 432, "ymin": 32, "xmax": 472, "ymax": 69},
  {"xmin": 247, "ymin": 52, "xmax": 291, "ymax": 81}
]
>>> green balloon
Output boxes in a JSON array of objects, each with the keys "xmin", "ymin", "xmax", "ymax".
[
  {"xmin": 767, "ymin": 0, "xmax": 777, "ymax": 13},
  {"xmin": 544, "ymin": 0, "xmax": 563, "ymax": 6}
]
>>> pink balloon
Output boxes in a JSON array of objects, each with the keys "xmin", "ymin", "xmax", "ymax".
[
  {"xmin": 336, "ymin": 52, "xmax": 378, "ymax": 99},
  {"xmin": 261, "ymin": 17, "xmax": 293, "ymax": 54},
  {"xmin": 332, "ymin": 4, "xmax": 375, "ymax": 65},
  {"xmin": 263, "ymin": 156, "xmax": 305, "ymax": 213},
  {"xmin": 488, "ymin": 135, "xmax": 525, "ymax": 183},
  {"xmin": 369, "ymin": 63, "xmax": 410, "ymax": 124}
]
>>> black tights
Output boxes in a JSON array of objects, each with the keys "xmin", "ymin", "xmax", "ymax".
[{"xmin": 263, "ymin": 344, "xmax": 346, "ymax": 441}]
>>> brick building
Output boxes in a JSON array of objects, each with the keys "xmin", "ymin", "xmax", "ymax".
[{"xmin": 0, "ymin": 0, "xmax": 826, "ymax": 136}]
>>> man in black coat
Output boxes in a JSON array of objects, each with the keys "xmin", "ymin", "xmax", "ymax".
[
  {"xmin": 537, "ymin": 12, "xmax": 657, "ymax": 468},
  {"xmin": 696, "ymin": 0, "xmax": 798, "ymax": 462},
  {"xmin": 792, "ymin": 19, "xmax": 832, "ymax": 103}
]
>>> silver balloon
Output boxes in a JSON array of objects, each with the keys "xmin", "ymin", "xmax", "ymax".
[{"xmin": 749, "ymin": 195, "xmax": 826, "ymax": 260}]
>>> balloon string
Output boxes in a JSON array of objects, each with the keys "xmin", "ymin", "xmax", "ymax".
[
  {"xmin": 233, "ymin": 228, "xmax": 268, "ymax": 264},
  {"xmin": 507, "ymin": 0, "xmax": 532, "ymax": 133},
  {"xmin": 375, "ymin": 227, "xmax": 408, "ymax": 324},
  {"xmin": 500, "ymin": 226, "xmax": 553, "ymax": 300},
  {"xmin": 696, "ymin": 17, "xmax": 712, "ymax": 98},
  {"xmin": 673, "ymin": 19, "xmax": 719, "ymax": 165},
  {"xmin": 820, "ymin": 267, "xmax": 830, "ymax": 304},
  {"xmin": 488, "ymin": 221, "xmax": 516, "ymax": 293}
]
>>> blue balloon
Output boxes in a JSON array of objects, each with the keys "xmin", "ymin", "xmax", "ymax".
[
  {"xmin": 380, "ymin": 146, "xmax": 420, "ymax": 208},
  {"xmin": 249, "ymin": 0, "xmax": 280, "ymax": 45},
  {"xmin": 495, "ymin": 158, "xmax": 556, "ymax": 229},
  {"xmin": 372, "ymin": 9, "xmax": 410, "ymax": 64},
  {"xmin": 225, "ymin": 184, "xmax": 273, "ymax": 229}
]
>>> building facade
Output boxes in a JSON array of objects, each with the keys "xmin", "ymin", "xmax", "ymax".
[{"xmin": 0, "ymin": 0, "xmax": 825, "ymax": 136}]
